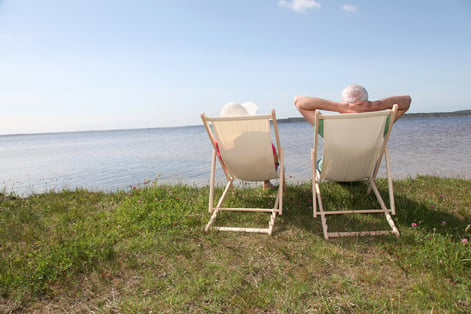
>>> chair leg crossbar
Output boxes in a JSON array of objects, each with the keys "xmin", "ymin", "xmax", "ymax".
[
  {"xmin": 205, "ymin": 179, "xmax": 282, "ymax": 235},
  {"xmin": 314, "ymin": 177, "xmax": 400, "ymax": 240}
]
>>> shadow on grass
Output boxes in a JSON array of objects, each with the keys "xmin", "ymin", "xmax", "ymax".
[{"xmin": 279, "ymin": 178, "xmax": 471, "ymax": 242}]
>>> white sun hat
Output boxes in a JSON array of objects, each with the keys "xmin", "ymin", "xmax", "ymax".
[
  {"xmin": 220, "ymin": 101, "xmax": 258, "ymax": 117},
  {"xmin": 220, "ymin": 102, "xmax": 248, "ymax": 117},
  {"xmin": 241, "ymin": 101, "xmax": 258, "ymax": 115}
]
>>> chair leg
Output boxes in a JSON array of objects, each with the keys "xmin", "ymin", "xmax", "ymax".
[
  {"xmin": 205, "ymin": 208, "xmax": 219, "ymax": 232},
  {"xmin": 312, "ymin": 180, "xmax": 317, "ymax": 218},
  {"xmin": 208, "ymin": 149, "xmax": 217, "ymax": 213},
  {"xmin": 311, "ymin": 149, "xmax": 318, "ymax": 218},
  {"xmin": 268, "ymin": 210, "xmax": 277, "ymax": 235},
  {"xmin": 215, "ymin": 180, "xmax": 234, "ymax": 209},
  {"xmin": 369, "ymin": 178, "xmax": 400, "ymax": 237},
  {"xmin": 279, "ymin": 165, "xmax": 284, "ymax": 215},
  {"xmin": 384, "ymin": 148, "xmax": 396, "ymax": 215},
  {"xmin": 314, "ymin": 180, "xmax": 329, "ymax": 240},
  {"xmin": 320, "ymin": 213, "xmax": 329, "ymax": 240}
]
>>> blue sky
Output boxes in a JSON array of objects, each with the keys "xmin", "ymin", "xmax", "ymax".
[{"xmin": 0, "ymin": 0, "xmax": 470, "ymax": 134}]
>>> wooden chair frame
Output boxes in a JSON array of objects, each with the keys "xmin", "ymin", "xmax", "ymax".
[
  {"xmin": 201, "ymin": 109, "xmax": 284, "ymax": 235},
  {"xmin": 312, "ymin": 105, "xmax": 400, "ymax": 240}
]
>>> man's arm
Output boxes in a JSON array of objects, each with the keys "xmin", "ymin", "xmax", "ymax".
[
  {"xmin": 348, "ymin": 95, "xmax": 411, "ymax": 121},
  {"xmin": 295, "ymin": 94, "xmax": 412, "ymax": 124},
  {"xmin": 294, "ymin": 96, "xmax": 350, "ymax": 125}
]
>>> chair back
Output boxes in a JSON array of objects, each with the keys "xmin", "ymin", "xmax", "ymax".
[
  {"xmin": 204, "ymin": 113, "xmax": 279, "ymax": 181},
  {"xmin": 315, "ymin": 107, "xmax": 396, "ymax": 182}
]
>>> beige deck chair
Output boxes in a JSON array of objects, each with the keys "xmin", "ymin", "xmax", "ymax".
[
  {"xmin": 201, "ymin": 109, "xmax": 284, "ymax": 235},
  {"xmin": 312, "ymin": 105, "xmax": 400, "ymax": 240}
]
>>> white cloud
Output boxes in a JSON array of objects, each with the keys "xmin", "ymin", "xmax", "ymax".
[
  {"xmin": 278, "ymin": 0, "xmax": 321, "ymax": 13},
  {"xmin": 341, "ymin": 4, "xmax": 357, "ymax": 13}
]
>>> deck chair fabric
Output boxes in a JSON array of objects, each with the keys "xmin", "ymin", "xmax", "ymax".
[
  {"xmin": 201, "ymin": 109, "xmax": 284, "ymax": 235},
  {"xmin": 312, "ymin": 105, "xmax": 400, "ymax": 240}
]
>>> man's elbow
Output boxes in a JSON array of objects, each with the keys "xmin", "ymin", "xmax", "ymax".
[
  {"xmin": 405, "ymin": 95, "xmax": 412, "ymax": 105},
  {"xmin": 294, "ymin": 96, "xmax": 302, "ymax": 109},
  {"xmin": 403, "ymin": 95, "xmax": 412, "ymax": 111}
]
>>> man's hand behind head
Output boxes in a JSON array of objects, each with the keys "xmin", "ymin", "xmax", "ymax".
[{"xmin": 347, "ymin": 100, "xmax": 371, "ymax": 113}]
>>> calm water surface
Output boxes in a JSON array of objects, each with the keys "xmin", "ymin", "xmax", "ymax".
[{"xmin": 1, "ymin": 116, "xmax": 470, "ymax": 195}]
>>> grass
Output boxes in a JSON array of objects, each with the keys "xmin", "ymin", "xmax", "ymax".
[{"xmin": 1, "ymin": 176, "xmax": 470, "ymax": 312}]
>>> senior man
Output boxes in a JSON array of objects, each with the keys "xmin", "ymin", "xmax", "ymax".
[{"xmin": 294, "ymin": 84, "xmax": 411, "ymax": 125}]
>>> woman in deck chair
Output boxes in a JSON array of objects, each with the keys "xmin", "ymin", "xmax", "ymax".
[{"xmin": 218, "ymin": 102, "xmax": 280, "ymax": 189}]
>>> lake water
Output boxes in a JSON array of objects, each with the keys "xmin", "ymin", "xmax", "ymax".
[{"xmin": 1, "ymin": 116, "xmax": 470, "ymax": 195}]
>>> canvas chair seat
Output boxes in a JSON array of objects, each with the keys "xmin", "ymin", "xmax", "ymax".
[
  {"xmin": 201, "ymin": 109, "xmax": 284, "ymax": 235},
  {"xmin": 312, "ymin": 105, "xmax": 400, "ymax": 240}
]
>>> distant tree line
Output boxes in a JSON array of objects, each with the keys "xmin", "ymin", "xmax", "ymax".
[
  {"xmin": 279, "ymin": 109, "xmax": 471, "ymax": 123},
  {"xmin": 401, "ymin": 110, "xmax": 471, "ymax": 118}
]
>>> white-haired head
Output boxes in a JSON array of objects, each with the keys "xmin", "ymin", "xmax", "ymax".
[
  {"xmin": 341, "ymin": 84, "xmax": 368, "ymax": 103},
  {"xmin": 220, "ymin": 102, "xmax": 249, "ymax": 117}
]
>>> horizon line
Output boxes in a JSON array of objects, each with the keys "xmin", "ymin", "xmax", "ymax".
[{"xmin": 1, "ymin": 109, "xmax": 470, "ymax": 137}]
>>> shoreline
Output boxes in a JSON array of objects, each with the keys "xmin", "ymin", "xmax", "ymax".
[{"xmin": 2, "ymin": 175, "xmax": 470, "ymax": 198}]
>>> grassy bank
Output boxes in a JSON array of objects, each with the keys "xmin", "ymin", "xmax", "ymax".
[{"xmin": 1, "ymin": 176, "xmax": 470, "ymax": 312}]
